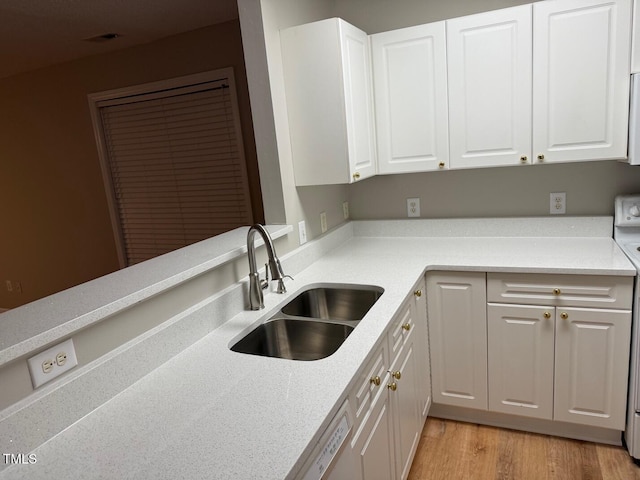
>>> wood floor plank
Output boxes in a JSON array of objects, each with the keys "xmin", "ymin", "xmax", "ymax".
[{"xmin": 408, "ymin": 418, "xmax": 640, "ymax": 480}]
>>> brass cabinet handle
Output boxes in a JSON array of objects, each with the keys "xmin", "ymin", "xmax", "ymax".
[
  {"xmin": 438, "ymin": 162, "xmax": 445, "ymax": 168},
  {"xmin": 543, "ymin": 311, "xmax": 551, "ymax": 319},
  {"xmin": 520, "ymin": 155, "xmax": 528, "ymax": 163},
  {"xmin": 414, "ymin": 289, "xmax": 422, "ymax": 297},
  {"xmin": 370, "ymin": 376, "xmax": 381, "ymax": 386},
  {"xmin": 388, "ymin": 382, "xmax": 397, "ymax": 391},
  {"xmin": 553, "ymin": 288, "xmax": 561, "ymax": 295},
  {"xmin": 352, "ymin": 172, "xmax": 361, "ymax": 180},
  {"xmin": 537, "ymin": 154, "xmax": 545, "ymax": 161},
  {"xmin": 402, "ymin": 323, "xmax": 411, "ymax": 331},
  {"xmin": 561, "ymin": 312, "xmax": 569, "ymax": 320},
  {"xmin": 390, "ymin": 371, "xmax": 402, "ymax": 380}
]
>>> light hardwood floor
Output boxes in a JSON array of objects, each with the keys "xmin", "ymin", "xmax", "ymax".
[{"xmin": 408, "ymin": 418, "xmax": 640, "ymax": 480}]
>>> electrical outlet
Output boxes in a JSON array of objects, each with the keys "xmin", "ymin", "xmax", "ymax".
[
  {"xmin": 550, "ymin": 192, "xmax": 566, "ymax": 215},
  {"xmin": 342, "ymin": 201, "xmax": 350, "ymax": 220},
  {"xmin": 27, "ymin": 339, "xmax": 78, "ymax": 388},
  {"xmin": 407, "ymin": 198, "xmax": 421, "ymax": 217},
  {"xmin": 320, "ymin": 212, "xmax": 327, "ymax": 233},
  {"xmin": 298, "ymin": 220, "xmax": 307, "ymax": 245}
]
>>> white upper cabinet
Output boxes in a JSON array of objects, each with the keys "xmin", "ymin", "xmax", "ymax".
[
  {"xmin": 371, "ymin": 22, "xmax": 449, "ymax": 174},
  {"xmin": 532, "ymin": 0, "xmax": 632, "ymax": 163},
  {"xmin": 447, "ymin": 5, "xmax": 533, "ymax": 169},
  {"xmin": 280, "ymin": 18, "xmax": 376, "ymax": 186},
  {"xmin": 633, "ymin": 0, "xmax": 640, "ymax": 73}
]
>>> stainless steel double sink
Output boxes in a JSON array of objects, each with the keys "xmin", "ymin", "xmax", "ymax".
[{"xmin": 231, "ymin": 285, "xmax": 384, "ymax": 361}]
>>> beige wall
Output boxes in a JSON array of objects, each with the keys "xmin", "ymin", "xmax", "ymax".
[{"xmin": 0, "ymin": 20, "xmax": 261, "ymax": 309}]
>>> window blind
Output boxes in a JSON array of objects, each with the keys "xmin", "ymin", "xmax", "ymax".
[{"xmin": 98, "ymin": 79, "xmax": 253, "ymax": 265}]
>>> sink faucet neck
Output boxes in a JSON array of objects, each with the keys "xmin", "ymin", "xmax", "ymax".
[{"xmin": 246, "ymin": 224, "xmax": 291, "ymax": 310}]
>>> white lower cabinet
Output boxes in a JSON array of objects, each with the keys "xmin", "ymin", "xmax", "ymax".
[
  {"xmin": 350, "ymin": 283, "xmax": 430, "ymax": 480},
  {"xmin": 426, "ymin": 271, "xmax": 488, "ymax": 410},
  {"xmin": 487, "ymin": 303, "xmax": 555, "ymax": 419},
  {"xmin": 429, "ymin": 271, "xmax": 633, "ymax": 431},
  {"xmin": 488, "ymin": 302, "xmax": 632, "ymax": 429}
]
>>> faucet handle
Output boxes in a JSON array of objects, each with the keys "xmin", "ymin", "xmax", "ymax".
[{"xmin": 260, "ymin": 263, "xmax": 270, "ymax": 290}]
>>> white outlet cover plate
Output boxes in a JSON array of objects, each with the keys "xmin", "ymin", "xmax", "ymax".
[
  {"xmin": 407, "ymin": 198, "xmax": 421, "ymax": 217},
  {"xmin": 27, "ymin": 338, "xmax": 78, "ymax": 388},
  {"xmin": 298, "ymin": 220, "xmax": 307, "ymax": 245},
  {"xmin": 550, "ymin": 192, "xmax": 566, "ymax": 215}
]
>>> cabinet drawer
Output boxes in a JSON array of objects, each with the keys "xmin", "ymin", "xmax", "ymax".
[
  {"xmin": 351, "ymin": 345, "xmax": 388, "ymax": 436},
  {"xmin": 389, "ymin": 303, "xmax": 414, "ymax": 360},
  {"xmin": 487, "ymin": 273, "xmax": 633, "ymax": 309}
]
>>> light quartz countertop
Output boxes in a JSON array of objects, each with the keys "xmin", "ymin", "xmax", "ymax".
[{"xmin": 0, "ymin": 217, "xmax": 635, "ymax": 479}]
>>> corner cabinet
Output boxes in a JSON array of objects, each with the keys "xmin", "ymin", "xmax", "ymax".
[
  {"xmin": 426, "ymin": 271, "xmax": 488, "ymax": 410},
  {"xmin": 371, "ymin": 22, "xmax": 449, "ymax": 174},
  {"xmin": 280, "ymin": 18, "xmax": 376, "ymax": 186},
  {"xmin": 350, "ymin": 281, "xmax": 430, "ymax": 480}
]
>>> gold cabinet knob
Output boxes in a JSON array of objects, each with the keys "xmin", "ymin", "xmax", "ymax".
[
  {"xmin": 537, "ymin": 154, "xmax": 545, "ymax": 161},
  {"xmin": 414, "ymin": 289, "xmax": 422, "ymax": 298},
  {"xmin": 352, "ymin": 172, "xmax": 361, "ymax": 180},
  {"xmin": 543, "ymin": 311, "xmax": 551, "ymax": 319},
  {"xmin": 370, "ymin": 376, "xmax": 381, "ymax": 386},
  {"xmin": 553, "ymin": 288, "xmax": 561, "ymax": 295},
  {"xmin": 561, "ymin": 312, "xmax": 569, "ymax": 320},
  {"xmin": 388, "ymin": 382, "xmax": 397, "ymax": 391},
  {"xmin": 438, "ymin": 162, "xmax": 445, "ymax": 168},
  {"xmin": 520, "ymin": 155, "xmax": 528, "ymax": 163},
  {"xmin": 402, "ymin": 323, "xmax": 411, "ymax": 331},
  {"xmin": 391, "ymin": 371, "xmax": 402, "ymax": 380}
]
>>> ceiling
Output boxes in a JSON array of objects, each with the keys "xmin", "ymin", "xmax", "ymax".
[{"xmin": 0, "ymin": 0, "xmax": 239, "ymax": 79}]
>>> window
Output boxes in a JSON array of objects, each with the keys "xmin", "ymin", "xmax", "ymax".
[{"xmin": 89, "ymin": 70, "xmax": 253, "ymax": 266}]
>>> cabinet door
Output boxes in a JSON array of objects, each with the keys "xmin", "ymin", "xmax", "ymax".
[
  {"xmin": 487, "ymin": 303, "xmax": 555, "ymax": 419},
  {"xmin": 352, "ymin": 383, "xmax": 395, "ymax": 480},
  {"xmin": 413, "ymin": 279, "xmax": 432, "ymax": 421},
  {"xmin": 447, "ymin": 5, "xmax": 532, "ymax": 169},
  {"xmin": 427, "ymin": 271, "xmax": 488, "ymax": 410},
  {"xmin": 341, "ymin": 20, "xmax": 377, "ymax": 183},
  {"xmin": 389, "ymin": 333, "xmax": 421, "ymax": 480},
  {"xmin": 281, "ymin": 18, "xmax": 375, "ymax": 186},
  {"xmin": 554, "ymin": 307, "xmax": 631, "ymax": 429},
  {"xmin": 371, "ymin": 22, "xmax": 449, "ymax": 174},
  {"xmin": 532, "ymin": 0, "xmax": 631, "ymax": 163},
  {"xmin": 632, "ymin": 0, "xmax": 640, "ymax": 73}
]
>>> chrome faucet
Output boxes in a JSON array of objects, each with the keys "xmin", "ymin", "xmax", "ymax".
[{"xmin": 247, "ymin": 224, "xmax": 291, "ymax": 310}]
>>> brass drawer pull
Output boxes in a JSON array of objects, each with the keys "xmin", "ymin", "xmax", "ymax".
[
  {"xmin": 388, "ymin": 382, "xmax": 397, "ymax": 391},
  {"xmin": 370, "ymin": 376, "xmax": 381, "ymax": 386}
]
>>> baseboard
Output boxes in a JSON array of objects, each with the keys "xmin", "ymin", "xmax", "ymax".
[{"xmin": 429, "ymin": 403, "xmax": 622, "ymax": 446}]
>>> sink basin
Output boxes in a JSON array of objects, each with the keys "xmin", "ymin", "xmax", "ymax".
[
  {"xmin": 230, "ymin": 318, "xmax": 354, "ymax": 361},
  {"xmin": 281, "ymin": 285, "xmax": 384, "ymax": 321},
  {"xmin": 230, "ymin": 284, "xmax": 383, "ymax": 361}
]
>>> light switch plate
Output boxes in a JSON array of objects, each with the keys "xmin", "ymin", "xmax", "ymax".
[{"xmin": 27, "ymin": 338, "xmax": 78, "ymax": 388}]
